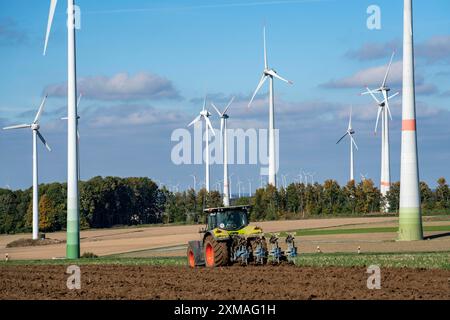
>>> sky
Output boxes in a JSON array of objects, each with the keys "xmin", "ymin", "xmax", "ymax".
[{"xmin": 0, "ymin": 0, "xmax": 449, "ymax": 193}]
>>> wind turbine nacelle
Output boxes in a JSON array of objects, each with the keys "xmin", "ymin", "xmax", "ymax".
[
  {"xmin": 200, "ymin": 110, "xmax": 210, "ymax": 117},
  {"xmin": 349, "ymin": 129, "xmax": 355, "ymax": 135},
  {"xmin": 31, "ymin": 124, "xmax": 40, "ymax": 130}
]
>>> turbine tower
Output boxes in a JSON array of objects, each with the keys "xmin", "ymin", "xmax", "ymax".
[
  {"xmin": 248, "ymin": 26, "xmax": 293, "ymax": 187},
  {"xmin": 362, "ymin": 52, "xmax": 399, "ymax": 201},
  {"xmin": 3, "ymin": 95, "xmax": 51, "ymax": 240},
  {"xmin": 44, "ymin": 0, "xmax": 80, "ymax": 258},
  {"xmin": 188, "ymin": 96, "xmax": 215, "ymax": 192},
  {"xmin": 399, "ymin": 0, "xmax": 423, "ymax": 240},
  {"xmin": 336, "ymin": 106, "xmax": 358, "ymax": 182},
  {"xmin": 62, "ymin": 93, "xmax": 82, "ymax": 182},
  {"xmin": 211, "ymin": 96, "xmax": 235, "ymax": 206}
]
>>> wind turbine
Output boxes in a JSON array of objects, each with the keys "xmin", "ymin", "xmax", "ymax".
[
  {"xmin": 281, "ymin": 174, "xmax": 288, "ymax": 189},
  {"xmin": 248, "ymin": 179, "xmax": 252, "ymax": 197},
  {"xmin": 3, "ymin": 95, "xmax": 51, "ymax": 240},
  {"xmin": 362, "ymin": 52, "xmax": 399, "ymax": 200},
  {"xmin": 248, "ymin": 26, "xmax": 293, "ymax": 187},
  {"xmin": 399, "ymin": 0, "xmax": 423, "ymax": 240},
  {"xmin": 211, "ymin": 96, "xmax": 234, "ymax": 206},
  {"xmin": 336, "ymin": 106, "xmax": 358, "ymax": 182},
  {"xmin": 302, "ymin": 171, "xmax": 309, "ymax": 185},
  {"xmin": 229, "ymin": 173, "xmax": 235, "ymax": 199},
  {"xmin": 309, "ymin": 172, "xmax": 316, "ymax": 185},
  {"xmin": 237, "ymin": 178, "xmax": 243, "ymax": 198},
  {"xmin": 188, "ymin": 96, "xmax": 215, "ymax": 192},
  {"xmin": 44, "ymin": 0, "xmax": 81, "ymax": 258},
  {"xmin": 189, "ymin": 174, "xmax": 197, "ymax": 192}
]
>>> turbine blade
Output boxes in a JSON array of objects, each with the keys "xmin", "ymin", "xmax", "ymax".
[
  {"xmin": 375, "ymin": 107, "xmax": 382, "ymax": 133},
  {"xmin": 43, "ymin": 0, "xmax": 58, "ymax": 56},
  {"xmin": 248, "ymin": 75, "xmax": 267, "ymax": 108},
  {"xmin": 3, "ymin": 124, "xmax": 31, "ymax": 130},
  {"xmin": 388, "ymin": 91, "xmax": 399, "ymax": 101},
  {"xmin": 188, "ymin": 115, "xmax": 202, "ymax": 127},
  {"xmin": 220, "ymin": 118, "xmax": 224, "ymax": 147},
  {"xmin": 205, "ymin": 116, "xmax": 215, "ymax": 136},
  {"xmin": 364, "ymin": 87, "xmax": 381, "ymax": 104},
  {"xmin": 223, "ymin": 96, "xmax": 235, "ymax": 115},
  {"xmin": 336, "ymin": 132, "xmax": 348, "ymax": 144},
  {"xmin": 37, "ymin": 130, "xmax": 51, "ymax": 151},
  {"xmin": 351, "ymin": 136, "xmax": 358, "ymax": 150},
  {"xmin": 202, "ymin": 95, "xmax": 207, "ymax": 111},
  {"xmin": 263, "ymin": 26, "xmax": 268, "ymax": 69},
  {"xmin": 382, "ymin": 51, "xmax": 395, "ymax": 87},
  {"xmin": 33, "ymin": 95, "xmax": 48, "ymax": 124},
  {"xmin": 268, "ymin": 70, "xmax": 293, "ymax": 84},
  {"xmin": 77, "ymin": 93, "xmax": 82, "ymax": 108},
  {"xmin": 211, "ymin": 102, "xmax": 222, "ymax": 116},
  {"xmin": 348, "ymin": 105, "xmax": 353, "ymax": 130}
]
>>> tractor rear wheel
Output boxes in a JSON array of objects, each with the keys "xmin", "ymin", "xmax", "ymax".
[{"xmin": 204, "ymin": 236, "xmax": 229, "ymax": 267}]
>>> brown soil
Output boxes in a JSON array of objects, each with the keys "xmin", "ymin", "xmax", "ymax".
[
  {"xmin": 0, "ymin": 265, "xmax": 448, "ymax": 300},
  {"xmin": 6, "ymin": 238, "xmax": 64, "ymax": 248}
]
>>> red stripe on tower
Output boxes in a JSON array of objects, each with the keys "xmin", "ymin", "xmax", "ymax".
[{"xmin": 402, "ymin": 119, "xmax": 416, "ymax": 131}]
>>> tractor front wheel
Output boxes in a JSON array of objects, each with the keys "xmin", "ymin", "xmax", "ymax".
[
  {"xmin": 187, "ymin": 246, "xmax": 196, "ymax": 268},
  {"xmin": 204, "ymin": 236, "xmax": 229, "ymax": 267}
]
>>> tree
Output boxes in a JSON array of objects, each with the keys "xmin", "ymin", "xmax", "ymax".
[
  {"xmin": 435, "ymin": 177, "xmax": 449, "ymax": 211},
  {"xmin": 385, "ymin": 182, "xmax": 400, "ymax": 213}
]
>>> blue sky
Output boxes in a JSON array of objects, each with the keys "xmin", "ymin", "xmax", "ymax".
[{"xmin": 0, "ymin": 0, "xmax": 449, "ymax": 192}]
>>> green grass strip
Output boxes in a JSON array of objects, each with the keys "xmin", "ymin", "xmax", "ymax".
[
  {"xmin": 1, "ymin": 251, "xmax": 449, "ymax": 270},
  {"xmin": 290, "ymin": 225, "xmax": 450, "ymax": 237},
  {"xmin": 0, "ymin": 256, "xmax": 186, "ymax": 267},
  {"xmin": 293, "ymin": 251, "xmax": 450, "ymax": 270}
]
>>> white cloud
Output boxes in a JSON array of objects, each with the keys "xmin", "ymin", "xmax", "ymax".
[{"xmin": 45, "ymin": 72, "xmax": 181, "ymax": 101}]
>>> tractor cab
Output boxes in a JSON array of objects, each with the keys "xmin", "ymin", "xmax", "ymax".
[{"xmin": 206, "ymin": 206, "xmax": 250, "ymax": 231}]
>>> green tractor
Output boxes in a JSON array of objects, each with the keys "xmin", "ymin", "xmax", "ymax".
[{"xmin": 187, "ymin": 205, "xmax": 297, "ymax": 267}]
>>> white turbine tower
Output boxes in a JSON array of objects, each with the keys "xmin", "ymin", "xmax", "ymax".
[
  {"xmin": 248, "ymin": 26, "xmax": 293, "ymax": 187},
  {"xmin": 188, "ymin": 96, "xmax": 215, "ymax": 192},
  {"xmin": 62, "ymin": 93, "xmax": 81, "ymax": 181},
  {"xmin": 336, "ymin": 106, "xmax": 358, "ymax": 182},
  {"xmin": 44, "ymin": 0, "xmax": 80, "ymax": 259},
  {"xmin": 190, "ymin": 174, "xmax": 197, "ymax": 192},
  {"xmin": 3, "ymin": 95, "xmax": 51, "ymax": 240},
  {"xmin": 211, "ymin": 96, "xmax": 234, "ymax": 206},
  {"xmin": 399, "ymin": 0, "xmax": 423, "ymax": 240},
  {"xmin": 362, "ymin": 52, "xmax": 399, "ymax": 200}
]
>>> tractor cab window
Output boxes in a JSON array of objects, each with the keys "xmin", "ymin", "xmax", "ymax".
[{"xmin": 215, "ymin": 210, "xmax": 248, "ymax": 231}]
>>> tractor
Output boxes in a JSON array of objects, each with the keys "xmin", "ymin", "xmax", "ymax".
[{"xmin": 187, "ymin": 205, "xmax": 297, "ymax": 267}]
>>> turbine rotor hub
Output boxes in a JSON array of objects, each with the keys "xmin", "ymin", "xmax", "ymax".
[{"xmin": 31, "ymin": 124, "xmax": 40, "ymax": 130}]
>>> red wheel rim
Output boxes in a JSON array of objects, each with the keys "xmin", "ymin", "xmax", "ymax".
[
  {"xmin": 188, "ymin": 250, "xmax": 195, "ymax": 267},
  {"xmin": 205, "ymin": 244, "xmax": 214, "ymax": 266}
]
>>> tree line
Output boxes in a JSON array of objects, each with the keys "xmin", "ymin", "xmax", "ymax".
[{"xmin": 0, "ymin": 176, "xmax": 449, "ymax": 234}]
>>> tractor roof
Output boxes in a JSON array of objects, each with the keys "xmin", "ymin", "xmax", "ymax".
[{"xmin": 203, "ymin": 205, "xmax": 251, "ymax": 213}]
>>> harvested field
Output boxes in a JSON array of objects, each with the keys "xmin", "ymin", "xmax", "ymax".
[
  {"xmin": 2, "ymin": 216, "xmax": 450, "ymax": 260},
  {"xmin": 0, "ymin": 264, "xmax": 449, "ymax": 300}
]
